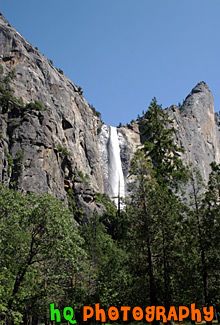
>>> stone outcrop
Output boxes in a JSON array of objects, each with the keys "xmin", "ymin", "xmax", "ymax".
[
  {"xmin": 168, "ymin": 81, "xmax": 220, "ymax": 183},
  {"xmin": 0, "ymin": 12, "xmax": 104, "ymax": 217},
  {"xmin": 106, "ymin": 81, "xmax": 220, "ymax": 195}
]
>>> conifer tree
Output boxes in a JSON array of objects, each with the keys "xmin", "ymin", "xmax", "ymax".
[
  {"xmin": 188, "ymin": 168, "xmax": 208, "ymax": 306},
  {"xmin": 138, "ymin": 98, "xmax": 187, "ymax": 314},
  {"xmin": 201, "ymin": 162, "xmax": 220, "ymax": 307},
  {"xmin": 186, "ymin": 163, "xmax": 220, "ymax": 313},
  {"xmin": 142, "ymin": 97, "xmax": 186, "ymax": 188},
  {"xmin": 128, "ymin": 150, "xmax": 159, "ymax": 311}
]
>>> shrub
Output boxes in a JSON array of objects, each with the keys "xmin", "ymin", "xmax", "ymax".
[
  {"xmin": 57, "ymin": 68, "xmax": 64, "ymax": 74},
  {"xmin": 57, "ymin": 144, "xmax": 72, "ymax": 157},
  {"xmin": 11, "ymin": 121, "xmax": 20, "ymax": 127},
  {"xmin": 25, "ymin": 100, "xmax": 47, "ymax": 111},
  {"xmin": 16, "ymin": 97, "xmax": 24, "ymax": 107},
  {"xmin": 15, "ymin": 150, "xmax": 24, "ymax": 162},
  {"xmin": 4, "ymin": 148, "xmax": 13, "ymax": 174},
  {"xmin": 78, "ymin": 86, "xmax": 83, "ymax": 96},
  {"xmin": 76, "ymin": 169, "xmax": 89, "ymax": 185},
  {"xmin": 89, "ymin": 104, "xmax": 101, "ymax": 118},
  {"xmin": 9, "ymin": 68, "xmax": 16, "ymax": 80}
]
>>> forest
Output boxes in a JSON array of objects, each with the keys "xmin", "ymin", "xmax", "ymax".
[{"xmin": 1, "ymin": 96, "xmax": 220, "ymax": 325}]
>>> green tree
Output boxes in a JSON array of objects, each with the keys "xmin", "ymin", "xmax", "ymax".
[
  {"xmin": 201, "ymin": 163, "xmax": 220, "ymax": 307},
  {"xmin": 80, "ymin": 211, "xmax": 130, "ymax": 310},
  {"xmin": 0, "ymin": 185, "xmax": 85, "ymax": 324},
  {"xmin": 127, "ymin": 98, "xmax": 188, "ymax": 320},
  {"xmin": 142, "ymin": 97, "xmax": 186, "ymax": 188},
  {"xmin": 127, "ymin": 150, "xmax": 159, "ymax": 311},
  {"xmin": 187, "ymin": 168, "xmax": 208, "ymax": 307},
  {"xmin": 128, "ymin": 150, "xmax": 187, "ymax": 313}
]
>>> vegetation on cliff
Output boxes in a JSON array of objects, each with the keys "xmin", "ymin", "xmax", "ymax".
[{"xmin": 1, "ymin": 97, "xmax": 220, "ymax": 325}]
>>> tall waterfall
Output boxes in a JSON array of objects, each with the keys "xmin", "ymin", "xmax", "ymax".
[{"xmin": 108, "ymin": 126, "xmax": 125, "ymax": 206}]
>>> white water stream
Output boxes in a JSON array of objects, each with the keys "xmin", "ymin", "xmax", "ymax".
[{"xmin": 108, "ymin": 126, "xmax": 125, "ymax": 206}]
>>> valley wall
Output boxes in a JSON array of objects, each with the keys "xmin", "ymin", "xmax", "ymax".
[{"xmin": 1, "ymin": 12, "xmax": 220, "ymax": 216}]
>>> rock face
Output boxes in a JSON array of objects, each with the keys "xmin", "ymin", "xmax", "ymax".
[
  {"xmin": 0, "ymin": 12, "xmax": 104, "ymax": 217},
  {"xmin": 98, "ymin": 82, "xmax": 220, "ymax": 198},
  {"xmin": 168, "ymin": 81, "xmax": 220, "ymax": 183},
  {"xmin": 0, "ymin": 12, "xmax": 220, "ymax": 215}
]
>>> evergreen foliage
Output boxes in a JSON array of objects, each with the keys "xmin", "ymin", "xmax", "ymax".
[
  {"xmin": 1, "ymin": 96, "xmax": 220, "ymax": 324},
  {"xmin": 89, "ymin": 104, "xmax": 102, "ymax": 119},
  {"xmin": 78, "ymin": 86, "xmax": 83, "ymax": 96},
  {"xmin": 0, "ymin": 67, "xmax": 23, "ymax": 113},
  {"xmin": 57, "ymin": 144, "xmax": 72, "ymax": 157},
  {"xmin": 24, "ymin": 100, "xmax": 47, "ymax": 112},
  {"xmin": 142, "ymin": 97, "xmax": 187, "ymax": 188},
  {"xmin": 0, "ymin": 185, "xmax": 85, "ymax": 324}
]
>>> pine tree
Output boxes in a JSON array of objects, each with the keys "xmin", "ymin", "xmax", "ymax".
[
  {"xmin": 129, "ymin": 150, "xmax": 158, "ymax": 304},
  {"xmin": 139, "ymin": 98, "xmax": 187, "ymax": 315},
  {"xmin": 188, "ymin": 168, "xmax": 208, "ymax": 306},
  {"xmin": 201, "ymin": 163, "xmax": 220, "ymax": 307},
  {"xmin": 142, "ymin": 97, "xmax": 186, "ymax": 189}
]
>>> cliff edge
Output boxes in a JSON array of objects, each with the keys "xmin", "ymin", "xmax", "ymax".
[{"xmin": 0, "ymin": 12, "xmax": 104, "ymax": 216}]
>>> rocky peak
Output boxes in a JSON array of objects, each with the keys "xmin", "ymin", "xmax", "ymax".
[
  {"xmin": 107, "ymin": 81, "xmax": 220, "ymax": 194},
  {"xmin": 192, "ymin": 81, "xmax": 210, "ymax": 92},
  {"xmin": 182, "ymin": 81, "xmax": 214, "ymax": 119},
  {"xmin": 168, "ymin": 81, "xmax": 220, "ymax": 183},
  {"xmin": 0, "ymin": 12, "xmax": 11, "ymax": 26}
]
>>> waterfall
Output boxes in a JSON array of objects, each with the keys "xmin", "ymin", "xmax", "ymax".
[{"xmin": 108, "ymin": 126, "xmax": 125, "ymax": 206}]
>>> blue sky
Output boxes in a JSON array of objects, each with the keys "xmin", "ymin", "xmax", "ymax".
[{"xmin": 1, "ymin": 1, "xmax": 220, "ymax": 126}]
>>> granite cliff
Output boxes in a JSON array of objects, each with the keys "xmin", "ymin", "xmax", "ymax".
[
  {"xmin": 0, "ymin": 12, "xmax": 104, "ymax": 216},
  {"xmin": 0, "ymin": 12, "xmax": 220, "ymax": 215},
  {"xmin": 169, "ymin": 81, "xmax": 220, "ymax": 183},
  {"xmin": 110, "ymin": 81, "xmax": 220, "ymax": 195}
]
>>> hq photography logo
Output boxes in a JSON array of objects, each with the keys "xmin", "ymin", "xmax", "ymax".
[{"xmin": 50, "ymin": 303, "xmax": 214, "ymax": 323}]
